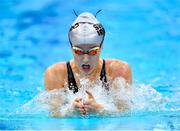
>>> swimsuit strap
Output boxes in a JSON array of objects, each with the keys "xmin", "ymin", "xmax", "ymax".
[
  {"xmin": 100, "ymin": 59, "xmax": 109, "ymax": 90},
  {"xmin": 66, "ymin": 59, "xmax": 108, "ymax": 93},
  {"xmin": 66, "ymin": 61, "xmax": 78, "ymax": 93},
  {"xmin": 100, "ymin": 59, "xmax": 107, "ymax": 82}
]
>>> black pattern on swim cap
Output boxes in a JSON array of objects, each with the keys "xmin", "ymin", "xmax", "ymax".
[
  {"xmin": 69, "ymin": 12, "xmax": 106, "ymax": 47},
  {"xmin": 70, "ymin": 23, "xmax": 79, "ymax": 31},
  {"xmin": 93, "ymin": 24, "xmax": 105, "ymax": 36}
]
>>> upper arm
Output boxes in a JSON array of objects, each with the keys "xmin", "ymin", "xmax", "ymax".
[
  {"xmin": 44, "ymin": 63, "xmax": 66, "ymax": 90},
  {"xmin": 110, "ymin": 60, "xmax": 132, "ymax": 84},
  {"xmin": 122, "ymin": 62, "xmax": 132, "ymax": 84}
]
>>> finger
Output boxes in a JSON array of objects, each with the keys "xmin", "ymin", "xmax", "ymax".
[
  {"xmin": 84, "ymin": 108, "xmax": 88, "ymax": 112},
  {"xmin": 84, "ymin": 104, "xmax": 91, "ymax": 108},
  {"xmin": 74, "ymin": 97, "xmax": 82, "ymax": 102},
  {"xmin": 77, "ymin": 103, "xmax": 84, "ymax": 109},
  {"xmin": 84, "ymin": 105, "xmax": 93, "ymax": 110},
  {"xmin": 74, "ymin": 98, "xmax": 79, "ymax": 102},
  {"xmin": 73, "ymin": 101, "xmax": 79, "ymax": 107},
  {"xmin": 79, "ymin": 102, "xmax": 85, "ymax": 108},
  {"xmin": 80, "ymin": 108, "xmax": 88, "ymax": 115},
  {"xmin": 83, "ymin": 101, "xmax": 90, "ymax": 105},
  {"xmin": 80, "ymin": 108, "xmax": 86, "ymax": 115},
  {"xmin": 81, "ymin": 105, "xmax": 88, "ymax": 111},
  {"xmin": 80, "ymin": 106, "xmax": 87, "ymax": 112},
  {"xmin": 86, "ymin": 90, "xmax": 94, "ymax": 99},
  {"xmin": 80, "ymin": 112, "xmax": 86, "ymax": 116},
  {"xmin": 74, "ymin": 101, "xmax": 83, "ymax": 108},
  {"xmin": 79, "ymin": 107, "xmax": 85, "ymax": 111},
  {"xmin": 82, "ymin": 111, "xmax": 88, "ymax": 115}
]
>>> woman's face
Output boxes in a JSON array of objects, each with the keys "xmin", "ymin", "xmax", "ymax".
[{"xmin": 72, "ymin": 44, "xmax": 101, "ymax": 75}]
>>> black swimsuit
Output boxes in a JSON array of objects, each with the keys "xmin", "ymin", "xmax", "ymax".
[{"xmin": 66, "ymin": 59, "xmax": 108, "ymax": 94}]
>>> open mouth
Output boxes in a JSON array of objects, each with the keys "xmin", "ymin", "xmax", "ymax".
[{"xmin": 81, "ymin": 64, "xmax": 91, "ymax": 72}]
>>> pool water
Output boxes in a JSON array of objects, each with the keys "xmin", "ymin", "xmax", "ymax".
[{"xmin": 0, "ymin": 0, "xmax": 180, "ymax": 130}]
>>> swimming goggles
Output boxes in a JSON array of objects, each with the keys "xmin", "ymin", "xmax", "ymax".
[{"xmin": 72, "ymin": 46, "xmax": 100, "ymax": 55}]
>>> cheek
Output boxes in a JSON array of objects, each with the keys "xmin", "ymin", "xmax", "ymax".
[
  {"xmin": 90, "ymin": 56, "xmax": 99, "ymax": 65},
  {"xmin": 74, "ymin": 55, "xmax": 83, "ymax": 66}
]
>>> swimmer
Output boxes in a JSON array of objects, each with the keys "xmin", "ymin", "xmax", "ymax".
[{"xmin": 44, "ymin": 11, "xmax": 132, "ymax": 117}]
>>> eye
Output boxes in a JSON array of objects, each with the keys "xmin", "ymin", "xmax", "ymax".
[
  {"xmin": 89, "ymin": 50, "xmax": 98, "ymax": 55},
  {"xmin": 74, "ymin": 49, "xmax": 84, "ymax": 55}
]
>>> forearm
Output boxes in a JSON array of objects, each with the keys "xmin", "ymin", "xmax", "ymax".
[
  {"xmin": 53, "ymin": 104, "xmax": 84, "ymax": 117},
  {"xmin": 49, "ymin": 105, "xmax": 74, "ymax": 118}
]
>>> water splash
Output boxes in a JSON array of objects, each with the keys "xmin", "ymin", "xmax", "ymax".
[{"xmin": 17, "ymin": 77, "xmax": 170, "ymax": 117}]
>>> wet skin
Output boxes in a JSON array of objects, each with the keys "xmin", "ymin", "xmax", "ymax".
[{"xmin": 44, "ymin": 44, "xmax": 132, "ymax": 117}]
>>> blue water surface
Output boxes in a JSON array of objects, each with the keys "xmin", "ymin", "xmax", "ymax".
[{"xmin": 0, "ymin": 0, "xmax": 180, "ymax": 130}]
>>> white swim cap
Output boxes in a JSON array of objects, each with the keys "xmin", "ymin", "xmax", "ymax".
[{"xmin": 68, "ymin": 12, "xmax": 105, "ymax": 47}]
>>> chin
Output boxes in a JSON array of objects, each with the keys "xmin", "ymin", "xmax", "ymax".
[
  {"xmin": 84, "ymin": 71, "xmax": 93, "ymax": 76},
  {"xmin": 81, "ymin": 67, "xmax": 94, "ymax": 76}
]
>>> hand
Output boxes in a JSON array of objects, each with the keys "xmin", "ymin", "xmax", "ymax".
[
  {"xmin": 83, "ymin": 90, "xmax": 103, "ymax": 114},
  {"xmin": 72, "ymin": 97, "xmax": 87, "ymax": 116}
]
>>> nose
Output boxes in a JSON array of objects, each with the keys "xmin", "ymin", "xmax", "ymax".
[{"xmin": 83, "ymin": 54, "xmax": 89, "ymax": 63}]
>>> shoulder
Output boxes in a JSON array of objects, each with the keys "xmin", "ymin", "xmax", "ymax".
[
  {"xmin": 105, "ymin": 59, "xmax": 130, "ymax": 72},
  {"xmin": 44, "ymin": 62, "xmax": 67, "ymax": 90},
  {"xmin": 105, "ymin": 59, "xmax": 132, "ymax": 84},
  {"xmin": 105, "ymin": 59, "xmax": 129, "ymax": 67},
  {"xmin": 45, "ymin": 62, "xmax": 67, "ymax": 75}
]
